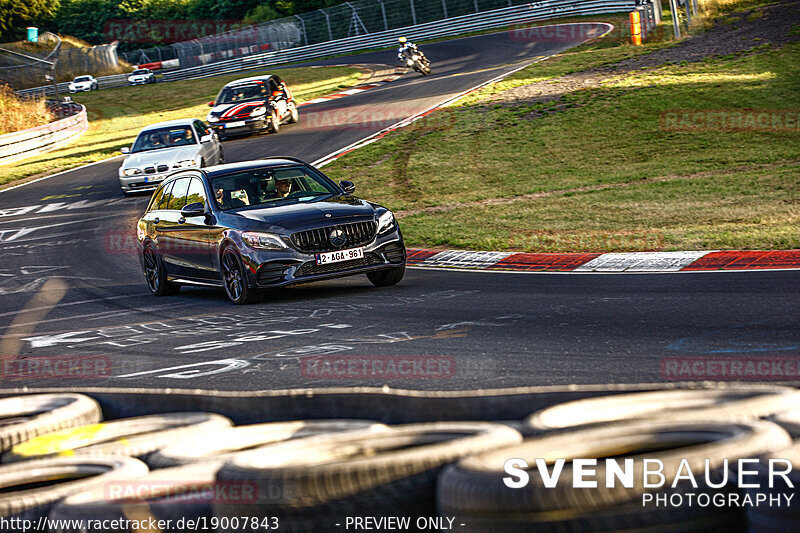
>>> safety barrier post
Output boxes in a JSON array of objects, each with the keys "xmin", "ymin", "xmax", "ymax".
[{"xmin": 630, "ymin": 10, "xmax": 642, "ymax": 45}]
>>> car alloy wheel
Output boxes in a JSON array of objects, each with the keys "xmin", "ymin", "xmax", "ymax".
[
  {"xmin": 221, "ymin": 247, "xmax": 257, "ymax": 304},
  {"xmin": 143, "ymin": 244, "xmax": 179, "ymax": 296},
  {"xmin": 288, "ymin": 103, "xmax": 299, "ymax": 124}
]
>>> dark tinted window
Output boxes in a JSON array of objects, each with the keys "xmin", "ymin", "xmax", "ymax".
[
  {"xmin": 185, "ymin": 178, "xmax": 207, "ymax": 207},
  {"xmin": 156, "ymin": 180, "xmax": 174, "ymax": 210},
  {"xmin": 167, "ymin": 178, "xmax": 190, "ymax": 210},
  {"xmin": 147, "ymin": 185, "xmax": 166, "ymax": 212},
  {"xmin": 217, "ymin": 83, "xmax": 269, "ymax": 104},
  {"xmin": 193, "ymin": 121, "xmax": 210, "ymax": 139}
]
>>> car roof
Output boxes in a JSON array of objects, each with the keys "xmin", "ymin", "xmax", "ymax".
[
  {"xmin": 223, "ymin": 75, "xmax": 275, "ymax": 87},
  {"xmin": 201, "ymin": 158, "xmax": 307, "ymax": 178},
  {"xmin": 139, "ymin": 119, "xmax": 197, "ymax": 131}
]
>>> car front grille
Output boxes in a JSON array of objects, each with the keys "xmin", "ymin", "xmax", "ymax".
[
  {"xmin": 295, "ymin": 252, "xmax": 382, "ymax": 277},
  {"xmin": 291, "ymin": 221, "xmax": 377, "ymax": 253},
  {"xmin": 144, "ymin": 167, "xmax": 155, "ymax": 174},
  {"xmin": 144, "ymin": 165, "xmax": 168, "ymax": 174}
]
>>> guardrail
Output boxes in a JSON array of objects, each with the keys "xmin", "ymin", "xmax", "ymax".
[
  {"xmin": 18, "ymin": 0, "xmax": 639, "ymax": 95},
  {"xmin": 0, "ymin": 103, "xmax": 88, "ymax": 166},
  {"xmin": 17, "ymin": 74, "xmax": 130, "ymax": 98},
  {"xmin": 161, "ymin": 0, "xmax": 638, "ymax": 82}
]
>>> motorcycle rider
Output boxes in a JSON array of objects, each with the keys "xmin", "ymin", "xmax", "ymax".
[{"xmin": 397, "ymin": 37, "xmax": 429, "ymax": 66}]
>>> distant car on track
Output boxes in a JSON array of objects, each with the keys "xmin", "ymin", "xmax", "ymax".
[
  {"xmin": 136, "ymin": 157, "xmax": 405, "ymax": 304},
  {"xmin": 206, "ymin": 75, "xmax": 298, "ymax": 140},
  {"xmin": 128, "ymin": 68, "xmax": 156, "ymax": 85},
  {"xmin": 118, "ymin": 119, "xmax": 224, "ymax": 195},
  {"xmin": 68, "ymin": 75, "xmax": 97, "ymax": 92}
]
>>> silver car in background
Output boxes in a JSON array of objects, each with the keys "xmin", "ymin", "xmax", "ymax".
[{"xmin": 118, "ymin": 119, "xmax": 225, "ymax": 195}]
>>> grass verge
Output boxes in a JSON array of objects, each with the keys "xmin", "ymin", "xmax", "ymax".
[
  {"xmin": 324, "ymin": 36, "xmax": 799, "ymax": 252},
  {"xmin": 1, "ymin": 65, "xmax": 362, "ymax": 189},
  {"xmin": 0, "ymin": 85, "xmax": 52, "ymax": 135}
]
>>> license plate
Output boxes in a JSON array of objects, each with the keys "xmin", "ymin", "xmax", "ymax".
[
  {"xmin": 315, "ymin": 247, "xmax": 364, "ymax": 265},
  {"xmin": 225, "ymin": 121, "xmax": 246, "ymax": 128}
]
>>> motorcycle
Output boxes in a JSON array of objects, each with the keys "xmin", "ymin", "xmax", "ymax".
[{"xmin": 399, "ymin": 48, "xmax": 431, "ymax": 76}]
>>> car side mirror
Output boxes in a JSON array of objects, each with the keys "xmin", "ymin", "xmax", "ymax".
[
  {"xmin": 181, "ymin": 202, "xmax": 205, "ymax": 217},
  {"xmin": 120, "ymin": 147, "xmax": 130, "ymax": 154},
  {"xmin": 208, "ymin": 101, "xmax": 215, "ymax": 107},
  {"xmin": 200, "ymin": 134, "xmax": 212, "ymax": 143},
  {"xmin": 339, "ymin": 180, "xmax": 355, "ymax": 194}
]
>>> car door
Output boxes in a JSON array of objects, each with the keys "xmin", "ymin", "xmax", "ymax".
[
  {"xmin": 157, "ymin": 177, "xmax": 191, "ymax": 276},
  {"xmin": 179, "ymin": 177, "xmax": 215, "ymax": 280}
]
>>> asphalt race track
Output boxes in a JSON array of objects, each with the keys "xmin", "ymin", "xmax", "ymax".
[{"xmin": 1, "ymin": 26, "xmax": 799, "ymax": 391}]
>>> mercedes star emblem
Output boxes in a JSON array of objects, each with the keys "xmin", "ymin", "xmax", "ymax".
[{"xmin": 329, "ymin": 228, "xmax": 347, "ymax": 248}]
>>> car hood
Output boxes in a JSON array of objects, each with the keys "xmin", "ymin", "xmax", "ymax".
[
  {"xmin": 230, "ymin": 196, "xmax": 376, "ymax": 231},
  {"xmin": 70, "ymin": 81, "xmax": 92, "ymax": 86},
  {"xmin": 209, "ymin": 100, "xmax": 267, "ymax": 121},
  {"xmin": 129, "ymin": 74, "xmax": 149, "ymax": 79},
  {"xmin": 121, "ymin": 145, "xmax": 200, "ymax": 169}
]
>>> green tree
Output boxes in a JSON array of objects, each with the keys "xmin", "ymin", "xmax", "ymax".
[{"xmin": 0, "ymin": 0, "xmax": 60, "ymax": 42}]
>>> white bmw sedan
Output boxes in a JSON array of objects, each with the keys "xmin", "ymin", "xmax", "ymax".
[{"xmin": 118, "ymin": 119, "xmax": 224, "ymax": 195}]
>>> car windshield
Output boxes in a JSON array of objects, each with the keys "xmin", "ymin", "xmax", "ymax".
[
  {"xmin": 132, "ymin": 70, "xmax": 149, "ymax": 75},
  {"xmin": 211, "ymin": 166, "xmax": 337, "ymax": 210},
  {"xmin": 217, "ymin": 83, "xmax": 269, "ymax": 104},
  {"xmin": 132, "ymin": 126, "xmax": 197, "ymax": 153},
  {"xmin": 74, "ymin": 76, "xmax": 91, "ymax": 82}
]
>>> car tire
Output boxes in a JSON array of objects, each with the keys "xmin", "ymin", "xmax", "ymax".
[
  {"xmin": 142, "ymin": 243, "xmax": 180, "ymax": 296},
  {"xmin": 288, "ymin": 103, "xmax": 299, "ymax": 124},
  {"xmin": 3, "ymin": 412, "xmax": 232, "ymax": 465},
  {"xmin": 367, "ymin": 265, "xmax": 405, "ymax": 287},
  {"xmin": 267, "ymin": 111, "xmax": 280, "ymax": 133},
  {"xmin": 214, "ymin": 422, "xmax": 521, "ymax": 532},
  {"xmin": 0, "ymin": 394, "xmax": 102, "ymax": 453},
  {"xmin": 221, "ymin": 246, "xmax": 258, "ymax": 304}
]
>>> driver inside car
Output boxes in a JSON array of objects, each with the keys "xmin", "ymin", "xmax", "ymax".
[{"xmin": 275, "ymin": 177, "xmax": 293, "ymax": 198}]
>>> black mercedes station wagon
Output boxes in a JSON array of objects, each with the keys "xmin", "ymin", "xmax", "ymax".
[{"xmin": 136, "ymin": 158, "xmax": 405, "ymax": 304}]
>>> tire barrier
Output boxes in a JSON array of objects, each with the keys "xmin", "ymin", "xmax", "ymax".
[
  {"xmin": 747, "ymin": 443, "xmax": 800, "ymax": 533},
  {"xmin": 0, "ymin": 456, "xmax": 148, "ymax": 528},
  {"xmin": 148, "ymin": 419, "xmax": 387, "ymax": 468},
  {"xmin": 524, "ymin": 387, "xmax": 800, "ymax": 433},
  {"xmin": 0, "ymin": 386, "xmax": 794, "ymax": 531},
  {"xmin": 214, "ymin": 422, "xmax": 522, "ymax": 532},
  {"xmin": 437, "ymin": 420, "xmax": 791, "ymax": 532},
  {"xmin": 2, "ymin": 413, "xmax": 233, "ymax": 465},
  {"xmin": 0, "ymin": 103, "xmax": 87, "ymax": 167},
  {"xmin": 50, "ymin": 462, "xmax": 223, "ymax": 533},
  {"xmin": 0, "ymin": 393, "xmax": 101, "ymax": 453}
]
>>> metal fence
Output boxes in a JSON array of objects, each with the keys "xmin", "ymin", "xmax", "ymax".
[
  {"xmin": 1, "ymin": 33, "xmax": 121, "ymax": 91},
  {"xmin": 120, "ymin": 0, "xmax": 638, "ymax": 69},
  {"xmin": 20, "ymin": 0, "xmax": 645, "ymax": 96},
  {"xmin": 0, "ymin": 102, "xmax": 87, "ymax": 166}
]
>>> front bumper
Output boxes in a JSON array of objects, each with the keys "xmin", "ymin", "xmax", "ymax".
[
  {"xmin": 128, "ymin": 78, "xmax": 151, "ymax": 85},
  {"xmin": 239, "ymin": 229, "xmax": 406, "ymax": 289},
  {"xmin": 209, "ymin": 116, "xmax": 267, "ymax": 137},
  {"xmin": 119, "ymin": 171, "xmax": 172, "ymax": 193},
  {"xmin": 69, "ymin": 85, "xmax": 92, "ymax": 92}
]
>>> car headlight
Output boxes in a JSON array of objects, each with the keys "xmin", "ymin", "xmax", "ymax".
[
  {"xmin": 377, "ymin": 210, "xmax": 396, "ymax": 234},
  {"xmin": 123, "ymin": 168, "xmax": 141, "ymax": 176},
  {"xmin": 173, "ymin": 159, "xmax": 198, "ymax": 169},
  {"xmin": 207, "ymin": 115, "xmax": 219, "ymax": 123},
  {"xmin": 250, "ymin": 106, "xmax": 267, "ymax": 117},
  {"xmin": 242, "ymin": 231, "xmax": 287, "ymax": 250}
]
